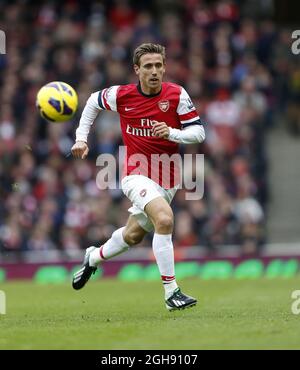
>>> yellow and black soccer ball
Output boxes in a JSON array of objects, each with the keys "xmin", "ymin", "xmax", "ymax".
[{"xmin": 36, "ymin": 81, "xmax": 78, "ymax": 122}]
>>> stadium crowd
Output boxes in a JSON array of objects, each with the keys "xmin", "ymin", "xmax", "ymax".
[{"xmin": 0, "ymin": 0, "xmax": 298, "ymax": 259}]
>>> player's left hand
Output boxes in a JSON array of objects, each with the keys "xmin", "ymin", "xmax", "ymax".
[{"xmin": 152, "ymin": 121, "xmax": 170, "ymax": 139}]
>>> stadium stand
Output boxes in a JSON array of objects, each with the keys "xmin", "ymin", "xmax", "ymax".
[{"xmin": 0, "ymin": 0, "xmax": 298, "ymax": 263}]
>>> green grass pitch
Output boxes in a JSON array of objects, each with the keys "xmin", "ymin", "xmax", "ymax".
[{"xmin": 1, "ymin": 278, "xmax": 300, "ymax": 349}]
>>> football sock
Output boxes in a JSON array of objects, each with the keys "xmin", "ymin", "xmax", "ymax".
[
  {"xmin": 152, "ymin": 233, "xmax": 178, "ymax": 299},
  {"xmin": 89, "ymin": 227, "xmax": 129, "ymax": 266}
]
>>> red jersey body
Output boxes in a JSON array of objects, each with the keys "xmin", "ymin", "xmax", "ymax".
[{"xmin": 97, "ymin": 82, "xmax": 201, "ymax": 188}]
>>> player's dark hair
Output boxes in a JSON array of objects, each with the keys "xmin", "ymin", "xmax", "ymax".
[{"xmin": 133, "ymin": 43, "xmax": 166, "ymax": 66}]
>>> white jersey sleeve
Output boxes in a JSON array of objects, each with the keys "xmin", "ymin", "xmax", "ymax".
[
  {"xmin": 168, "ymin": 124, "xmax": 205, "ymax": 144},
  {"xmin": 168, "ymin": 86, "xmax": 205, "ymax": 144},
  {"xmin": 75, "ymin": 86, "xmax": 119, "ymax": 142},
  {"xmin": 97, "ymin": 85, "xmax": 119, "ymax": 112},
  {"xmin": 176, "ymin": 87, "xmax": 202, "ymax": 128}
]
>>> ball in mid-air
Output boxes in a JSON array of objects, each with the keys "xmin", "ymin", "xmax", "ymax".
[{"xmin": 36, "ymin": 81, "xmax": 78, "ymax": 122}]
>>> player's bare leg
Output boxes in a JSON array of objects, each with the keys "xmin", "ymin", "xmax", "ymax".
[
  {"xmin": 145, "ymin": 197, "xmax": 197, "ymax": 310},
  {"xmin": 122, "ymin": 215, "xmax": 148, "ymax": 246},
  {"xmin": 72, "ymin": 216, "xmax": 147, "ymax": 290}
]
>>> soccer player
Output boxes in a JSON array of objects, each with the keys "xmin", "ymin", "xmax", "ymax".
[{"xmin": 71, "ymin": 43, "xmax": 205, "ymax": 311}]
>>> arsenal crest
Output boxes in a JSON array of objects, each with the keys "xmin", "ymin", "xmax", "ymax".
[
  {"xmin": 158, "ymin": 100, "xmax": 169, "ymax": 112},
  {"xmin": 140, "ymin": 189, "xmax": 147, "ymax": 197}
]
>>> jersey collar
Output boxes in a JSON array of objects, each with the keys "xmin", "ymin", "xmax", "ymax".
[{"xmin": 137, "ymin": 83, "xmax": 162, "ymax": 98}]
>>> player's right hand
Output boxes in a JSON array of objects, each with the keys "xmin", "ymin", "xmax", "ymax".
[{"xmin": 71, "ymin": 141, "xmax": 89, "ymax": 159}]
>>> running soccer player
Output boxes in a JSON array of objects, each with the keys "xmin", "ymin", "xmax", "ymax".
[{"xmin": 71, "ymin": 43, "xmax": 205, "ymax": 311}]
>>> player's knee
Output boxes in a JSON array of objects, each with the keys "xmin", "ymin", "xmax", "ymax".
[
  {"xmin": 153, "ymin": 212, "xmax": 174, "ymax": 233},
  {"xmin": 123, "ymin": 230, "xmax": 144, "ymax": 246}
]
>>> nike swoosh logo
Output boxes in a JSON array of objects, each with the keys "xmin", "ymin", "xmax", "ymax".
[{"xmin": 125, "ymin": 107, "xmax": 135, "ymax": 111}]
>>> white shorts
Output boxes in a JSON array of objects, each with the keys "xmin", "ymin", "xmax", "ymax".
[{"xmin": 121, "ymin": 175, "xmax": 178, "ymax": 232}]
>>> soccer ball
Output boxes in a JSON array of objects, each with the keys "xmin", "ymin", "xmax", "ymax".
[{"xmin": 36, "ymin": 81, "xmax": 78, "ymax": 122}]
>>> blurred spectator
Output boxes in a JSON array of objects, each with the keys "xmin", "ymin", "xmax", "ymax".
[{"xmin": 206, "ymin": 88, "xmax": 241, "ymax": 155}]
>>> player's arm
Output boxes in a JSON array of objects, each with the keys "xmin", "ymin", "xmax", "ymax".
[
  {"xmin": 152, "ymin": 121, "xmax": 205, "ymax": 143},
  {"xmin": 71, "ymin": 92, "xmax": 99, "ymax": 159},
  {"xmin": 152, "ymin": 87, "xmax": 205, "ymax": 144},
  {"xmin": 71, "ymin": 87, "xmax": 119, "ymax": 159},
  {"xmin": 168, "ymin": 121, "xmax": 205, "ymax": 144}
]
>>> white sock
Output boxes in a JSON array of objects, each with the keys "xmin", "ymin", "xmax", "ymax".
[
  {"xmin": 152, "ymin": 233, "xmax": 178, "ymax": 299},
  {"xmin": 89, "ymin": 227, "xmax": 129, "ymax": 266}
]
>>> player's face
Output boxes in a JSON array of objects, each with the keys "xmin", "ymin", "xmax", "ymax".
[{"xmin": 134, "ymin": 53, "xmax": 165, "ymax": 94}]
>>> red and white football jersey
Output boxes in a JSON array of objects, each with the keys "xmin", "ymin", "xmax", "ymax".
[{"xmin": 97, "ymin": 82, "xmax": 202, "ymax": 188}]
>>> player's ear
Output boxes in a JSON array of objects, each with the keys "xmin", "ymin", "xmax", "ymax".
[{"xmin": 134, "ymin": 64, "xmax": 139, "ymax": 76}]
